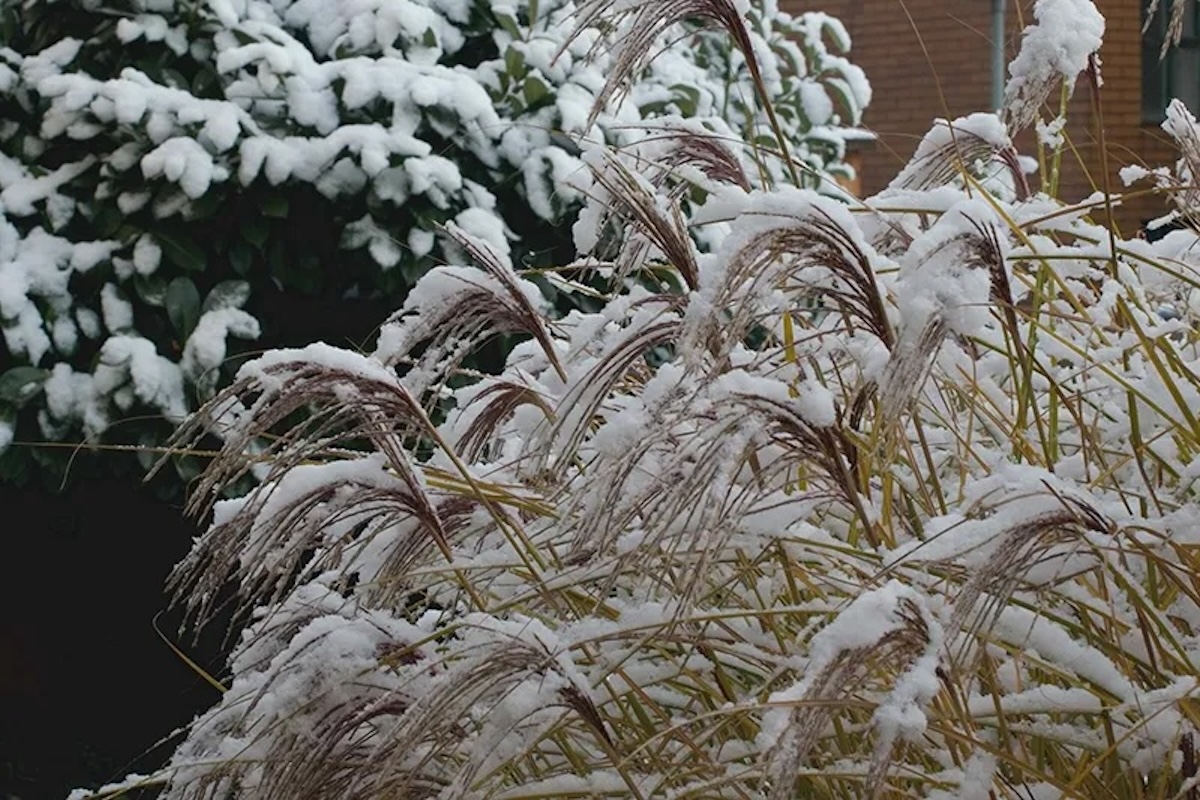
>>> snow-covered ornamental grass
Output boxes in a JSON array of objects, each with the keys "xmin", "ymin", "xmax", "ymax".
[
  {"xmin": 0, "ymin": 0, "xmax": 866, "ymax": 485},
  {"xmin": 80, "ymin": 0, "xmax": 1200, "ymax": 798}
]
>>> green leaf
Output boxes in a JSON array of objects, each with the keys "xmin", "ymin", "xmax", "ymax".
[
  {"xmin": 425, "ymin": 105, "xmax": 460, "ymax": 136},
  {"xmin": 158, "ymin": 231, "xmax": 207, "ymax": 273},
  {"xmin": 242, "ymin": 218, "xmax": 270, "ymax": 250},
  {"xmin": 202, "ymin": 280, "xmax": 251, "ymax": 313},
  {"xmin": 523, "ymin": 75, "xmax": 550, "ymax": 108},
  {"xmin": 823, "ymin": 77, "xmax": 858, "ymax": 125},
  {"xmin": 0, "ymin": 367, "xmax": 49, "ymax": 407},
  {"xmin": 504, "ymin": 46, "xmax": 526, "ymax": 79},
  {"xmin": 494, "ymin": 11, "xmax": 521, "ymax": 39},
  {"xmin": 0, "ymin": 8, "xmax": 17, "ymax": 49},
  {"xmin": 0, "ymin": 436, "xmax": 29, "ymax": 485},
  {"xmin": 229, "ymin": 240, "xmax": 254, "ymax": 276},
  {"xmin": 261, "ymin": 194, "xmax": 289, "ymax": 219},
  {"xmin": 92, "ymin": 203, "xmax": 122, "ymax": 238},
  {"xmin": 187, "ymin": 189, "xmax": 223, "ymax": 221},
  {"xmin": 421, "ymin": 28, "xmax": 437, "ymax": 48},
  {"xmin": 670, "ymin": 83, "xmax": 701, "ymax": 117},
  {"xmin": 161, "ymin": 67, "xmax": 189, "ymax": 91},
  {"xmin": 166, "ymin": 277, "xmax": 202, "ymax": 339},
  {"xmin": 549, "ymin": 131, "xmax": 582, "ymax": 157},
  {"xmin": 192, "ymin": 65, "xmax": 218, "ymax": 97},
  {"xmin": 134, "ymin": 273, "xmax": 168, "ymax": 307}
]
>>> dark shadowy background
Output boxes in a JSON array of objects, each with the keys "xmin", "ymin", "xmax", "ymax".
[{"xmin": 0, "ymin": 476, "xmax": 220, "ymax": 800}]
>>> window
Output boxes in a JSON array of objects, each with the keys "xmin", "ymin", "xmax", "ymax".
[{"xmin": 1144, "ymin": 0, "xmax": 1200, "ymax": 123}]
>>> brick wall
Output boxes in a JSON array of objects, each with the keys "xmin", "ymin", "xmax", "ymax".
[{"xmin": 793, "ymin": 0, "xmax": 1181, "ymax": 233}]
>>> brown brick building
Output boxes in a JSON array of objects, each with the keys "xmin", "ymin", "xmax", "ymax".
[{"xmin": 798, "ymin": 0, "xmax": 1198, "ymax": 234}]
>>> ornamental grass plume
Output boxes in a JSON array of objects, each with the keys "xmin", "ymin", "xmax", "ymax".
[{"xmin": 73, "ymin": 0, "xmax": 1200, "ymax": 798}]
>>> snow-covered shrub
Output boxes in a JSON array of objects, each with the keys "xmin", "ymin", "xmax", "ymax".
[
  {"xmin": 0, "ymin": 0, "xmax": 868, "ymax": 486},
  {"xmin": 77, "ymin": 1, "xmax": 1200, "ymax": 798}
]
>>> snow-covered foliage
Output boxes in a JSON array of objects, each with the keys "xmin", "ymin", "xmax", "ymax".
[
  {"xmin": 0, "ymin": 0, "xmax": 867, "ymax": 485},
  {"xmin": 1002, "ymin": 0, "xmax": 1104, "ymax": 131},
  {"xmin": 73, "ymin": 1, "xmax": 1200, "ymax": 798}
]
